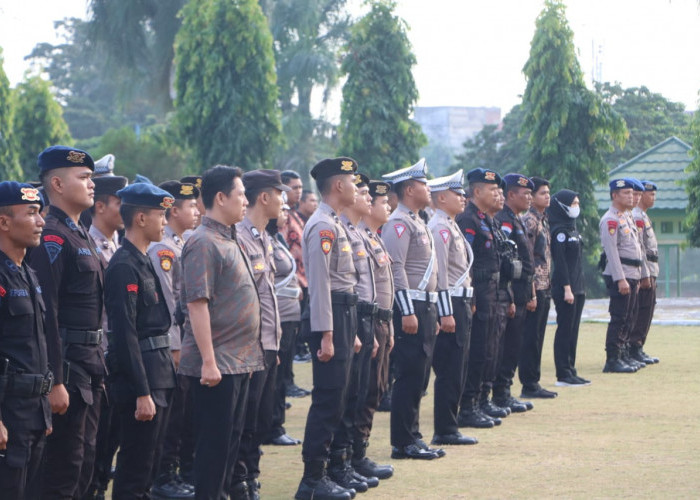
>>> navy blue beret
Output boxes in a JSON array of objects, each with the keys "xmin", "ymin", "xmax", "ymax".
[
  {"xmin": 609, "ymin": 178, "xmax": 635, "ymax": 191},
  {"xmin": 117, "ymin": 183, "xmax": 175, "ymax": 209},
  {"xmin": 503, "ymin": 173, "xmax": 535, "ymax": 191},
  {"xmin": 640, "ymin": 180, "xmax": 658, "ymax": 191},
  {"xmin": 0, "ymin": 181, "xmax": 45, "ymax": 210},
  {"xmin": 38, "ymin": 145, "xmax": 94, "ymax": 174},
  {"xmin": 624, "ymin": 177, "xmax": 645, "ymax": 192},
  {"xmin": 466, "ymin": 168, "xmax": 502, "ymax": 186}
]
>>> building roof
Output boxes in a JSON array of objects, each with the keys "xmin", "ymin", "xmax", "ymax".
[{"xmin": 595, "ymin": 136, "xmax": 693, "ymax": 211}]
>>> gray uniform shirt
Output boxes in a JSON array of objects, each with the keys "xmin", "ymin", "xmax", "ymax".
[
  {"xmin": 341, "ymin": 214, "xmax": 375, "ymax": 304},
  {"xmin": 358, "ymin": 221, "xmax": 393, "ymax": 311},
  {"xmin": 148, "ymin": 225, "xmax": 184, "ymax": 351},
  {"xmin": 599, "ymin": 206, "xmax": 646, "ymax": 281},
  {"xmin": 382, "ymin": 202, "xmax": 437, "ymax": 316},
  {"xmin": 89, "ymin": 224, "xmax": 119, "ymax": 348},
  {"xmin": 236, "ymin": 217, "xmax": 281, "ymax": 351},
  {"xmin": 632, "ymin": 206, "xmax": 659, "ymax": 278},
  {"xmin": 271, "ymin": 235, "xmax": 301, "ymax": 323},
  {"xmin": 302, "ymin": 201, "xmax": 357, "ymax": 333}
]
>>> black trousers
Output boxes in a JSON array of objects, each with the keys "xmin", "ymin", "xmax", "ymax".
[
  {"xmin": 390, "ymin": 300, "xmax": 437, "ymax": 447},
  {"xmin": 553, "ymin": 293, "xmax": 586, "ymax": 379},
  {"xmin": 0, "ymin": 426, "xmax": 45, "ymax": 500},
  {"xmin": 41, "ymin": 383, "xmax": 102, "ymax": 499},
  {"xmin": 460, "ymin": 280, "xmax": 497, "ymax": 409},
  {"xmin": 191, "ymin": 373, "xmax": 250, "ymax": 500},
  {"xmin": 157, "ymin": 374, "xmax": 194, "ymax": 476},
  {"xmin": 494, "ymin": 302, "xmax": 527, "ymax": 400},
  {"xmin": 604, "ymin": 276, "xmax": 640, "ymax": 353},
  {"xmin": 518, "ymin": 289, "xmax": 551, "ymax": 388},
  {"xmin": 233, "ymin": 350, "xmax": 278, "ymax": 485},
  {"xmin": 353, "ymin": 317, "xmax": 392, "ymax": 446},
  {"xmin": 433, "ymin": 297, "xmax": 471, "ymax": 435},
  {"xmin": 481, "ymin": 290, "xmax": 510, "ymax": 401},
  {"xmin": 88, "ymin": 389, "xmax": 121, "ymax": 493},
  {"xmin": 630, "ymin": 277, "xmax": 657, "ymax": 346},
  {"xmin": 332, "ymin": 313, "xmax": 374, "ymax": 451},
  {"xmin": 269, "ymin": 321, "xmax": 299, "ymax": 440},
  {"xmin": 301, "ymin": 302, "xmax": 357, "ymax": 462},
  {"xmin": 112, "ymin": 392, "xmax": 173, "ymax": 499}
]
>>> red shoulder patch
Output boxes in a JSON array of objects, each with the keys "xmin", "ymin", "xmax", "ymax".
[
  {"xmin": 394, "ymin": 223, "xmax": 406, "ymax": 238},
  {"xmin": 319, "ymin": 229, "xmax": 334, "ymax": 240},
  {"xmin": 635, "ymin": 219, "xmax": 644, "ymax": 229},
  {"xmin": 607, "ymin": 220, "xmax": 618, "ymax": 235},
  {"xmin": 43, "ymin": 234, "xmax": 64, "ymax": 245},
  {"xmin": 157, "ymin": 249, "xmax": 175, "ymax": 259},
  {"xmin": 0, "ymin": 285, "xmax": 6, "ymax": 297},
  {"xmin": 126, "ymin": 284, "xmax": 138, "ymax": 293},
  {"xmin": 465, "ymin": 228, "xmax": 476, "ymax": 235}
]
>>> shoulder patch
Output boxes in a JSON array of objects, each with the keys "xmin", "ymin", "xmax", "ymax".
[
  {"xmin": 0, "ymin": 285, "xmax": 5, "ymax": 297},
  {"xmin": 157, "ymin": 249, "xmax": 175, "ymax": 259},
  {"xmin": 160, "ymin": 257, "xmax": 172, "ymax": 272},
  {"xmin": 321, "ymin": 237, "xmax": 332, "ymax": 255},
  {"xmin": 464, "ymin": 227, "xmax": 476, "ymax": 244},
  {"xmin": 607, "ymin": 220, "xmax": 618, "ymax": 235},
  {"xmin": 501, "ymin": 222, "xmax": 513, "ymax": 235},
  {"xmin": 439, "ymin": 229, "xmax": 450, "ymax": 244},
  {"xmin": 394, "ymin": 223, "xmax": 406, "ymax": 238},
  {"xmin": 43, "ymin": 241, "xmax": 63, "ymax": 264},
  {"xmin": 44, "ymin": 234, "xmax": 64, "ymax": 245},
  {"xmin": 126, "ymin": 284, "xmax": 138, "ymax": 293},
  {"xmin": 556, "ymin": 232, "xmax": 566, "ymax": 243},
  {"xmin": 635, "ymin": 219, "xmax": 644, "ymax": 230}
]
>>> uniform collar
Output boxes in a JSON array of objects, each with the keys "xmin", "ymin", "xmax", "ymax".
[
  {"xmin": 0, "ymin": 249, "xmax": 24, "ymax": 273},
  {"xmin": 433, "ymin": 208, "xmax": 452, "ymax": 222},
  {"xmin": 121, "ymin": 237, "xmax": 150, "ymax": 264},
  {"xmin": 164, "ymin": 225, "xmax": 183, "ymax": 246},
  {"xmin": 49, "ymin": 205, "xmax": 83, "ymax": 233},
  {"xmin": 239, "ymin": 216, "xmax": 264, "ymax": 240},
  {"xmin": 89, "ymin": 224, "xmax": 118, "ymax": 250},
  {"xmin": 396, "ymin": 202, "xmax": 418, "ymax": 220},
  {"xmin": 201, "ymin": 216, "xmax": 235, "ymax": 240}
]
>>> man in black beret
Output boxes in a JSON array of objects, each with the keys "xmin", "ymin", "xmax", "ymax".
[
  {"xmin": 0, "ymin": 182, "xmax": 52, "ymax": 499},
  {"xmin": 180, "ymin": 176, "xmax": 205, "ymax": 234},
  {"xmin": 105, "ymin": 183, "xmax": 177, "ymax": 498},
  {"xmin": 29, "ymin": 145, "xmax": 108, "ymax": 499}
]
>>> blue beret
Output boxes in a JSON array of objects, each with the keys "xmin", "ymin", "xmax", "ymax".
[
  {"xmin": 609, "ymin": 178, "xmax": 635, "ymax": 191},
  {"xmin": 117, "ymin": 183, "xmax": 175, "ymax": 209},
  {"xmin": 640, "ymin": 180, "xmax": 658, "ymax": 191},
  {"xmin": 624, "ymin": 178, "xmax": 645, "ymax": 192},
  {"xmin": 466, "ymin": 168, "xmax": 502, "ymax": 185},
  {"xmin": 38, "ymin": 145, "xmax": 94, "ymax": 174},
  {"xmin": 0, "ymin": 181, "xmax": 45, "ymax": 210},
  {"xmin": 503, "ymin": 173, "xmax": 535, "ymax": 191},
  {"xmin": 134, "ymin": 174, "xmax": 154, "ymax": 185}
]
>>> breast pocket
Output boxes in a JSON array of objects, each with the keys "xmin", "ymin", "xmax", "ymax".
[
  {"xmin": 141, "ymin": 279, "xmax": 160, "ymax": 306},
  {"xmin": 66, "ymin": 257, "xmax": 101, "ymax": 295},
  {"xmin": 332, "ymin": 237, "xmax": 355, "ymax": 273}
]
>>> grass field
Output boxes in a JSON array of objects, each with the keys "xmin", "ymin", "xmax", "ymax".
[{"xmin": 259, "ymin": 323, "xmax": 700, "ymax": 499}]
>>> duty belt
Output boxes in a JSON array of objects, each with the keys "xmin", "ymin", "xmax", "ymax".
[
  {"xmin": 377, "ymin": 308, "xmax": 393, "ymax": 322},
  {"xmin": 138, "ymin": 335, "xmax": 171, "ymax": 352},
  {"xmin": 357, "ymin": 301, "xmax": 379, "ymax": 316},
  {"xmin": 407, "ymin": 290, "xmax": 438, "ymax": 303},
  {"xmin": 3, "ymin": 371, "xmax": 54, "ymax": 397},
  {"xmin": 276, "ymin": 286, "xmax": 302, "ymax": 300},
  {"xmin": 450, "ymin": 286, "xmax": 473, "ymax": 299},
  {"xmin": 620, "ymin": 257, "xmax": 642, "ymax": 267},
  {"xmin": 646, "ymin": 253, "xmax": 659, "ymax": 263},
  {"xmin": 60, "ymin": 328, "xmax": 103, "ymax": 346},
  {"xmin": 331, "ymin": 291, "xmax": 358, "ymax": 306}
]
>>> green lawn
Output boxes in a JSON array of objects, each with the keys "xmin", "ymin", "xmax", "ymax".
[{"xmin": 260, "ymin": 323, "xmax": 700, "ymax": 499}]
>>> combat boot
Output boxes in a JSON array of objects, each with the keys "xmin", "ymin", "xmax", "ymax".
[
  {"xmin": 458, "ymin": 401, "xmax": 495, "ymax": 429},
  {"xmin": 295, "ymin": 460, "xmax": 354, "ymax": 500},
  {"xmin": 328, "ymin": 449, "xmax": 367, "ymax": 493},
  {"xmin": 621, "ymin": 345, "xmax": 645, "ymax": 370},
  {"xmin": 630, "ymin": 344, "xmax": 654, "ymax": 365},
  {"xmin": 603, "ymin": 350, "xmax": 636, "ymax": 373},
  {"xmin": 480, "ymin": 398, "xmax": 510, "ymax": 418},
  {"xmin": 351, "ymin": 441, "xmax": 393, "ymax": 480},
  {"xmin": 151, "ymin": 463, "xmax": 194, "ymax": 499}
]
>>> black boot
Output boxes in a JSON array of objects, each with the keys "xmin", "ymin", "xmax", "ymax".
[
  {"xmin": 480, "ymin": 398, "xmax": 510, "ymax": 418},
  {"xmin": 629, "ymin": 344, "xmax": 654, "ymax": 365},
  {"xmin": 247, "ymin": 479, "xmax": 261, "ymax": 500},
  {"xmin": 458, "ymin": 401, "xmax": 495, "ymax": 429},
  {"xmin": 295, "ymin": 460, "xmax": 354, "ymax": 500},
  {"xmin": 151, "ymin": 463, "xmax": 194, "ymax": 499},
  {"xmin": 328, "ymin": 449, "xmax": 367, "ymax": 493},
  {"xmin": 229, "ymin": 481, "xmax": 249, "ymax": 500},
  {"xmin": 621, "ymin": 345, "xmax": 644, "ymax": 370},
  {"xmin": 603, "ymin": 349, "xmax": 636, "ymax": 373},
  {"xmin": 351, "ymin": 441, "xmax": 393, "ymax": 480},
  {"xmin": 345, "ymin": 447, "xmax": 378, "ymax": 488}
]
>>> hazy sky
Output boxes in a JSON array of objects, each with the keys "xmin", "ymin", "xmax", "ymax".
[{"xmin": 1, "ymin": 0, "xmax": 699, "ymax": 121}]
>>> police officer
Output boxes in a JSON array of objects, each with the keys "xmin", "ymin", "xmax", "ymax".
[
  {"xmin": 29, "ymin": 146, "xmax": 106, "ymax": 499},
  {"xmin": 352, "ymin": 180, "xmax": 394, "ymax": 480},
  {"xmin": 86, "ymin": 175, "xmax": 128, "ymax": 500},
  {"xmin": 104, "ymin": 183, "xmax": 177, "ymax": 498},
  {"xmin": 630, "ymin": 180, "xmax": 660, "ymax": 365},
  {"xmin": 601, "ymin": 179, "xmax": 647, "ymax": 373},
  {"xmin": 381, "ymin": 159, "xmax": 443, "ymax": 460},
  {"xmin": 455, "ymin": 168, "xmax": 502, "ymax": 429},
  {"xmin": 0, "ymin": 182, "xmax": 52, "ymax": 499},
  {"xmin": 426, "ymin": 170, "xmax": 478, "ymax": 446},
  {"xmin": 149, "ymin": 180, "xmax": 200, "ymax": 499},
  {"xmin": 231, "ymin": 170, "xmax": 290, "ymax": 500},
  {"xmin": 492, "ymin": 174, "xmax": 536, "ymax": 413},
  {"xmin": 328, "ymin": 173, "xmax": 378, "ymax": 493},
  {"xmin": 295, "ymin": 157, "xmax": 358, "ymax": 500}
]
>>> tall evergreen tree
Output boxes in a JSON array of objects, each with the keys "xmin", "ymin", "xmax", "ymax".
[
  {"xmin": 0, "ymin": 48, "xmax": 21, "ymax": 180},
  {"xmin": 338, "ymin": 0, "xmax": 426, "ymax": 178},
  {"xmin": 685, "ymin": 103, "xmax": 700, "ymax": 247},
  {"xmin": 521, "ymin": 0, "xmax": 627, "ymax": 249},
  {"xmin": 174, "ymin": 0, "xmax": 281, "ymax": 170},
  {"xmin": 14, "ymin": 76, "xmax": 72, "ymax": 180}
]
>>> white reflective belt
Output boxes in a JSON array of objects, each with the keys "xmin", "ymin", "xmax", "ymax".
[
  {"xmin": 450, "ymin": 286, "xmax": 473, "ymax": 298},
  {"xmin": 274, "ymin": 243, "xmax": 297, "ymax": 291},
  {"xmin": 417, "ymin": 248, "xmax": 435, "ymax": 291},
  {"xmin": 276, "ymin": 286, "xmax": 302, "ymax": 299},
  {"xmin": 407, "ymin": 290, "xmax": 438, "ymax": 303}
]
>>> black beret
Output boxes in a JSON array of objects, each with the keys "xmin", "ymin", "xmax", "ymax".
[
  {"xmin": 368, "ymin": 181, "xmax": 390, "ymax": 198},
  {"xmin": 242, "ymin": 169, "xmax": 291, "ymax": 193},
  {"xmin": 38, "ymin": 145, "xmax": 94, "ymax": 174},
  {"xmin": 94, "ymin": 176, "xmax": 128, "ymax": 197},
  {"xmin": 310, "ymin": 157, "xmax": 358, "ymax": 181},
  {"xmin": 159, "ymin": 180, "xmax": 200, "ymax": 200},
  {"xmin": 466, "ymin": 168, "xmax": 502, "ymax": 186},
  {"xmin": 354, "ymin": 173, "xmax": 370, "ymax": 187},
  {"xmin": 0, "ymin": 181, "xmax": 44, "ymax": 210},
  {"xmin": 180, "ymin": 175, "xmax": 203, "ymax": 189},
  {"xmin": 117, "ymin": 183, "xmax": 175, "ymax": 209}
]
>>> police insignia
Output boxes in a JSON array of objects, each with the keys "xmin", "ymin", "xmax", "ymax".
[
  {"xmin": 354, "ymin": 175, "xmax": 363, "ymax": 185},
  {"xmin": 160, "ymin": 258, "xmax": 172, "ymax": 271},
  {"xmin": 635, "ymin": 220, "xmax": 644, "ymax": 230},
  {"xmin": 607, "ymin": 220, "xmax": 618, "ymax": 235},
  {"xmin": 319, "ymin": 229, "xmax": 334, "ymax": 241},
  {"xmin": 254, "ymin": 262, "xmax": 264, "ymax": 271},
  {"xmin": 556, "ymin": 232, "xmax": 566, "ymax": 243},
  {"xmin": 180, "ymin": 185, "xmax": 194, "ymax": 196},
  {"xmin": 484, "ymin": 171, "xmax": 496, "ymax": 181},
  {"xmin": 161, "ymin": 197, "xmax": 175, "ymax": 209},
  {"xmin": 66, "ymin": 151, "xmax": 86, "ymax": 163},
  {"xmin": 321, "ymin": 238, "xmax": 332, "ymax": 254},
  {"xmin": 517, "ymin": 176, "xmax": 528, "ymax": 187},
  {"xmin": 20, "ymin": 187, "xmax": 40, "ymax": 201},
  {"xmin": 43, "ymin": 235, "xmax": 64, "ymax": 264},
  {"xmin": 394, "ymin": 223, "xmax": 406, "ymax": 238},
  {"xmin": 439, "ymin": 229, "xmax": 450, "ymax": 243},
  {"xmin": 375, "ymin": 184, "xmax": 388, "ymax": 195},
  {"xmin": 616, "ymin": 179, "xmax": 626, "ymax": 188},
  {"xmin": 341, "ymin": 160, "xmax": 354, "ymax": 171}
]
